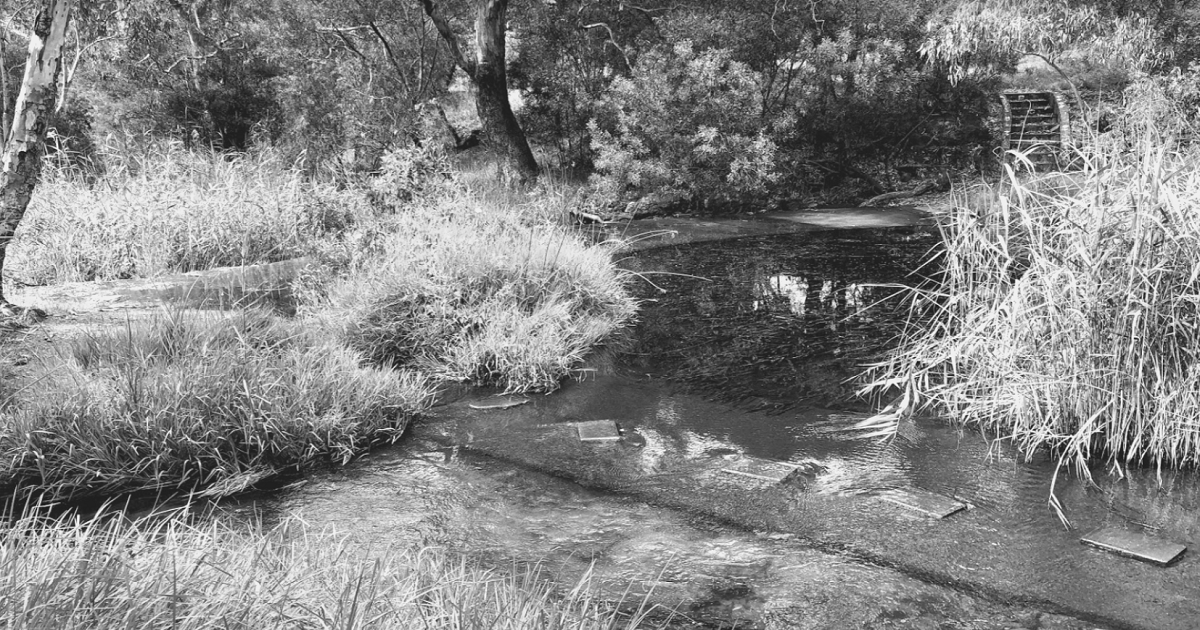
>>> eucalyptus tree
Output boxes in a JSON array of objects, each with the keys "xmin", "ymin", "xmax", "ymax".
[
  {"xmin": 420, "ymin": 0, "xmax": 538, "ymax": 183},
  {"xmin": 0, "ymin": 0, "xmax": 72, "ymax": 315}
]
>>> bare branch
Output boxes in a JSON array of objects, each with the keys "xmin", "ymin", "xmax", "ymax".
[
  {"xmin": 315, "ymin": 24, "xmax": 374, "ymax": 33},
  {"xmin": 580, "ymin": 22, "xmax": 632, "ymax": 72},
  {"xmin": 0, "ymin": 32, "xmax": 8, "ymax": 145},
  {"xmin": 418, "ymin": 0, "xmax": 473, "ymax": 75},
  {"xmin": 162, "ymin": 31, "xmax": 244, "ymax": 74},
  {"xmin": 317, "ymin": 25, "xmax": 370, "ymax": 61},
  {"xmin": 368, "ymin": 21, "xmax": 411, "ymax": 95}
]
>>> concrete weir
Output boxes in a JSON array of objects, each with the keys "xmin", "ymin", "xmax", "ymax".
[{"xmin": 446, "ymin": 374, "xmax": 1198, "ymax": 630}]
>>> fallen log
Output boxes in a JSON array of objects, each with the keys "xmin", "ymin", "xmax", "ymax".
[{"xmin": 860, "ymin": 174, "xmax": 950, "ymax": 207}]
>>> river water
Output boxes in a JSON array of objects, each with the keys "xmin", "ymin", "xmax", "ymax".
[{"xmin": 225, "ymin": 224, "xmax": 1200, "ymax": 629}]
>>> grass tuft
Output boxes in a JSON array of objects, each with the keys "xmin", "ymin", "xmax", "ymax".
[
  {"xmin": 0, "ymin": 308, "xmax": 434, "ymax": 503},
  {"xmin": 306, "ymin": 188, "xmax": 637, "ymax": 394}
]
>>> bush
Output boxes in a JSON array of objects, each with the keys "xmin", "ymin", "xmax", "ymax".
[
  {"xmin": 368, "ymin": 142, "xmax": 457, "ymax": 212},
  {"xmin": 588, "ymin": 41, "xmax": 778, "ymax": 209}
]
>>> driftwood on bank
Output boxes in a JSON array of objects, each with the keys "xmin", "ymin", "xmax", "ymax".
[{"xmin": 860, "ymin": 173, "xmax": 950, "ymax": 207}]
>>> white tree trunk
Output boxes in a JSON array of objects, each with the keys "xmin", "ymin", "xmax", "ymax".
[{"xmin": 0, "ymin": 0, "xmax": 73, "ymax": 309}]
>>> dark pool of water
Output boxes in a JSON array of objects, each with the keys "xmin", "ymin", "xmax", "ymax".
[{"xmin": 618, "ymin": 227, "xmax": 938, "ymax": 410}]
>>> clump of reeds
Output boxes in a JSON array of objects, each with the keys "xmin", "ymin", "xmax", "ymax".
[
  {"xmin": 1, "ymin": 508, "xmax": 664, "ymax": 630},
  {"xmin": 862, "ymin": 79, "xmax": 1200, "ymax": 472},
  {"xmin": 0, "ymin": 308, "xmax": 434, "ymax": 503},
  {"xmin": 306, "ymin": 188, "xmax": 638, "ymax": 393},
  {"xmin": 9, "ymin": 140, "xmax": 372, "ymax": 284}
]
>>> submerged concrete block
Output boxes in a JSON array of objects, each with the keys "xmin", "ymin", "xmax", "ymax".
[
  {"xmin": 1080, "ymin": 527, "xmax": 1187, "ymax": 567},
  {"xmin": 576, "ymin": 419, "xmax": 622, "ymax": 442},
  {"xmin": 880, "ymin": 489, "xmax": 966, "ymax": 519},
  {"xmin": 721, "ymin": 457, "xmax": 800, "ymax": 484}
]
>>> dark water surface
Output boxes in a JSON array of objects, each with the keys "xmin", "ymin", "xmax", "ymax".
[{"xmin": 618, "ymin": 228, "xmax": 937, "ymax": 410}]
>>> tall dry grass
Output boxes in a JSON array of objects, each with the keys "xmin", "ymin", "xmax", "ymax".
[
  {"xmin": 862, "ymin": 79, "xmax": 1200, "ymax": 472},
  {"xmin": 1, "ymin": 508, "xmax": 665, "ymax": 630},
  {"xmin": 9, "ymin": 141, "xmax": 370, "ymax": 285}
]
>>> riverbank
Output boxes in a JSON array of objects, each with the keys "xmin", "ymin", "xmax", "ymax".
[
  {"xmin": 0, "ymin": 150, "xmax": 637, "ymax": 506},
  {"xmin": 0, "ymin": 152, "xmax": 646, "ymax": 626}
]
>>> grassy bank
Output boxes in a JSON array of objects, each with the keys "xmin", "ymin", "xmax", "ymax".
[
  {"xmin": 863, "ymin": 83, "xmax": 1200, "ymax": 471},
  {"xmin": 0, "ymin": 145, "xmax": 643, "ymax": 626},
  {"xmin": 0, "ymin": 141, "xmax": 635, "ymax": 505},
  {"xmin": 308, "ymin": 194, "xmax": 636, "ymax": 393},
  {"xmin": 1, "ymin": 508, "xmax": 662, "ymax": 629}
]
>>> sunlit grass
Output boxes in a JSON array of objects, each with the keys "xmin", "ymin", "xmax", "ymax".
[
  {"xmin": 1, "ymin": 508, "xmax": 666, "ymax": 630},
  {"xmin": 9, "ymin": 141, "xmax": 371, "ymax": 285}
]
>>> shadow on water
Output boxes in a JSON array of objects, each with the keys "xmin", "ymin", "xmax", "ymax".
[{"xmin": 618, "ymin": 228, "xmax": 938, "ymax": 411}]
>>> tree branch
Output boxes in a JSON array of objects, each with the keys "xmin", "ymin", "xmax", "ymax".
[
  {"xmin": 418, "ymin": 0, "xmax": 473, "ymax": 75},
  {"xmin": 316, "ymin": 26, "xmax": 370, "ymax": 61},
  {"xmin": 162, "ymin": 31, "xmax": 244, "ymax": 74},
  {"xmin": 368, "ymin": 21, "xmax": 411, "ymax": 96},
  {"xmin": 580, "ymin": 22, "xmax": 632, "ymax": 72}
]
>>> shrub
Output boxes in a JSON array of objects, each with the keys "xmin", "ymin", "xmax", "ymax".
[
  {"xmin": 368, "ymin": 142, "xmax": 457, "ymax": 212},
  {"xmin": 588, "ymin": 41, "xmax": 778, "ymax": 208}
]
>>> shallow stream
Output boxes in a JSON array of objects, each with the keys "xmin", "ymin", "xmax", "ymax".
[{"xmin": 225, "ymin": 224, "xmax": 1200, "ymax": 629}]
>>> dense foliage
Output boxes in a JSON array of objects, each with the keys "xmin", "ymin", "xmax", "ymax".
[
  {"xmin": 1, "ymin": 0, "xmax": 1195, "ymax": 206},
  {"xmin": 588, "ymin": 42, "xmax": 778, "ymax": 209}
]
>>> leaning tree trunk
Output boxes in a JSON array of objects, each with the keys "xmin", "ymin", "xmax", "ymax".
[
  {"xmin": 471, "ymin": 0, "xmax": 538, "ymax": 183},
  {"xmin": 420, "ymin": 0, "xmax": 538, "ymax": 184},
  {"xmin": 0, "ymin": 0, "xmax": 73, "ymax": 311}
]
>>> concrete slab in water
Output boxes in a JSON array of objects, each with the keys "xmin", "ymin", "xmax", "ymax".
[
  {"xmin": 880, "ymin": 489, "xmax": 966, "ymax": 519},
  {"xmin": 468, "ymin": 398, "xmax": 530, "ymax": 410},
  {"xmin": 721, "ymin": 457, "xmax": 800, "ymax": 483},
  {"xmin": 576, "ymin": 420, "xmax": 622, "ymax": 442},
  {"xmin": 1081, "ymin": 527, "xmax": 1187, "ymax": 567}
]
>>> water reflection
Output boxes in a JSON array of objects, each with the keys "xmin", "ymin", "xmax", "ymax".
[
  {"xmin": 756, "ymin": 274, "xmax": 808, "ymax": 314},
  {"xmin": 756, "ymin": 274, "xmax": 879, "ymax": 327},
  {"xmin": 621, "ymin": 228, "xmax": 935, "ymax": 410}
]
